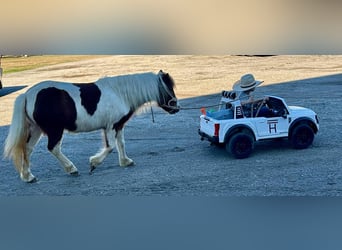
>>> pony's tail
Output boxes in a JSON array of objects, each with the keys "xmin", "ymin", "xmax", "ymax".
[{"xmin": 3, "ymin": 94, "xmax": 29, "ymax": 174}]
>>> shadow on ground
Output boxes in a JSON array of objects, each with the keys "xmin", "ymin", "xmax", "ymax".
[{"xmin": 0, "ymin": 85, "xmax": 27, "ymax": 97}]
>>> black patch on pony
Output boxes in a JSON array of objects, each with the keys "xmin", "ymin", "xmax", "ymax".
[
  {"xmin": 74, "ymin": 83, "xmax": 101, "ymax": 115},
  {"xmin": 33, "ymin": 87, "xmax": 77, "ymax": 150},
  {"xmin": 113, "ymin": 110, "xmax": 134, "ymax": 133}
]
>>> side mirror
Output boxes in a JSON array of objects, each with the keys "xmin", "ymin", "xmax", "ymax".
[{"xmin": 281, "ymin": 109, "xmax": 288, "ymax": 118}]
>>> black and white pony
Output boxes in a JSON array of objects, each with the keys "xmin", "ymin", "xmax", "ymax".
[{"xmin": 4, "ymin": 70, "xmax": 179, "ymax": 183}]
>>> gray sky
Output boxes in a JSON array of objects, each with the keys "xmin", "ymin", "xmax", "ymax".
[{"xmin": 2, "ymin": 0, "xmax": 342, "ymax": 54}]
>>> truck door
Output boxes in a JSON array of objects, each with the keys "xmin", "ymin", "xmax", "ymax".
[
  {"xmin": 255, "ymin": 117, "xmax": 288, "ymax": 137},
  {"xmin": 255, "ymin": 96, "xmax": 290, "ymax": 138}
]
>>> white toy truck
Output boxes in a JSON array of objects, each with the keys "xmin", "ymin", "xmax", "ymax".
[{"xmin": 199, "ymin": 93, "xmax": 319, "ymax": 159}]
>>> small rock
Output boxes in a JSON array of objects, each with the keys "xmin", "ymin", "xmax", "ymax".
[{"xmin": 173, "ymin": 147, "xmax": 185, "ymax": 152}]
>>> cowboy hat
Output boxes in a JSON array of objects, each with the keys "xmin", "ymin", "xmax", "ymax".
[{"xmin": 233, "ymin": 74, "xmax": 264, "ymax": 92}]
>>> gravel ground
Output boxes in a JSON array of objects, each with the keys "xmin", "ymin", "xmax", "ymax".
[{"xmin": 0, "ymin": 56, "xmax": 341, "ymax": 195}]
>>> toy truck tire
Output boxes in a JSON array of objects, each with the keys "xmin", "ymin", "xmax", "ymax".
[
  {"xmin": 290, "ymin": 123, "xmax": 314, "ymax": 149},
  {"xmin": 226, "ymin": 132, "xmax": 254, "ymax": 159}
]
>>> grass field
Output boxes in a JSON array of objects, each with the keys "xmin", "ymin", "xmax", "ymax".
[{"xmin": 1, "ymin": 55, "xmax": 105, "ymax": 74}]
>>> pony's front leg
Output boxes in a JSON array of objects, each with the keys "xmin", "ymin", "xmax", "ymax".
[
  {"xmin": 115, "ymin": 128, "xmax": 135, "ymax": 167},
  {"xmin": 89, "ymin": 129, "xmax": 115, "ymax": 173}
]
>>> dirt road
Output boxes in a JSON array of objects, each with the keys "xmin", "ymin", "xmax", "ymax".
[{"xmin": 0, "ymin": 55, "xmax": 341, "ymax": 195}]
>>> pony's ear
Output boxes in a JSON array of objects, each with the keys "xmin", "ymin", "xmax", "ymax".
[{"xmin": 159, "ymin": 70, "xmax": 169, "ymax": 77}]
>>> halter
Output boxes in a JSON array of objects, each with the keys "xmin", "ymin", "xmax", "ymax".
[{"xmin": 158, "ymin": 75, "xmax": 179, "ymax": 110}]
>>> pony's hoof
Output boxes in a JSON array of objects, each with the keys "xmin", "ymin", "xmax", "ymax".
[
  {"xmin": 89, "ymin": 165, "xmax": 96, "ymax": 175},
  {"xmin": 121, "ymin": 161, "xmax": 135, "ymax": 167},
  {"xmin": 70, "ymin": 171, "xmax": 79, "ymax": 176},
  {"xmin": 127, "ymin": 161, "xmax": 135, "ymax": 167},
  {"xmin": 27, "ymin": 177, "xmax": 38, "ymax": 183}
]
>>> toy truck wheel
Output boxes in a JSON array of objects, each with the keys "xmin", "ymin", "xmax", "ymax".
[
  {"xmin": 226, "ymin": 132, "xmax": 254, "ymax": 159},
  {"xmin": 290, "ymin": 123, "xmax": 314, "ymax": 149}
]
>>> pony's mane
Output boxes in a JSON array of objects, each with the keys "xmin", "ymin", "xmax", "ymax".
[
  {"xmin": 97, "ymin": 72, "xmax": 161, "ymax": 110},
  {"xmin": 160, "ymin": 72, "xmax": 175, "ymax": 91}
]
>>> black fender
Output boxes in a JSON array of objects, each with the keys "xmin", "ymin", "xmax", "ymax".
[
  {"xmin": 289, "ymin": 117, "xmax": 318, "ymax": 139},
  {"xmin": 224, "ymin": 124, "xmax": 256, "ymax": 144}
]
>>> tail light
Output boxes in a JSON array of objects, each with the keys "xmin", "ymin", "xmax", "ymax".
[{"xmin": 214, "ymin": 123, "xmax": 220, "ymax": 137}]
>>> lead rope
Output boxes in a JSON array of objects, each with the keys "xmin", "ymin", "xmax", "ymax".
[
  {"xmin": 150, "ymin": 103, "xmax": 222, "ymax": 123},
  {"xmin": 160, "ymin": 103, "xmax": 221, "ymax": 111},
  {"xmin": 156, "ymin": 74, "xmax": 223, "ymax": 121},
  {"xmin": 150, "ymin": 106, "xmax": 155, "ymax": 123},
  {"xmin": 178, "ymin": 104, "xmax": 221, "ymax": 110}
]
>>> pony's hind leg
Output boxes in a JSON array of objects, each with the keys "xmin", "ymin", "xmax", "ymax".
[
  {"xmin": 89, "ymin": 129, "xmax": 115, "ymax": 173},
  {"xmin": 47, "ymin": 132, "xmax": 79, "ymax": 176},
  {"xmin": 21, "ymin": 125, "xmax": 42, "ymax": 183},
  {"xmin": 88, "ymin": 128, "xmax": 134, "ymax": 173},
  {"xmin": 115, "ymin": 128, "xmax": 135, "ymax": 167}
]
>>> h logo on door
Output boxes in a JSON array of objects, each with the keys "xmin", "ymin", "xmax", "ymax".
[{"xmin": 267, "ymin": 120, "xmax": 278, "ymax": 133}]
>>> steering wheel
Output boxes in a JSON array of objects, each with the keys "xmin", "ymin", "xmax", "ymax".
[{"xmin": 254, "ymin": 97, "xmax": 268, "ymax": 117}]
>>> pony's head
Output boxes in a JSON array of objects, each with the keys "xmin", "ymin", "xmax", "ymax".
[{"xmin": 158, "ymin": 70, "xmax": 180, "ymax": 114}]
